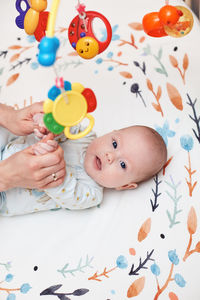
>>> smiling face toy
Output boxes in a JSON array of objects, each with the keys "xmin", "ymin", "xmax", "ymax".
[
  {"xmin": 68, "ymin": 11, "xmax": 112, "ymax": 59},
  {"xmin": 76, "ymin": 36, "xmax": 99, "ymax": 59}
]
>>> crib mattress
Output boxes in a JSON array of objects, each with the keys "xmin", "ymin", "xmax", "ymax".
[{"xmin": 0, "ymin": 0, "xmax": 200, "ymax": 299}]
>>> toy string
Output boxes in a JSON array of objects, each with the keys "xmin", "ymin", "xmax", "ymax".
[{"xmin": 53, "ymin": 65, "xmax": 69, "ymax": 104}]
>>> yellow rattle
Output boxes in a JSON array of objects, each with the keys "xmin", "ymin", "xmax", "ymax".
[{"xmin": 43, "ymin": 81, "xmax": 97, "ymax": 140}]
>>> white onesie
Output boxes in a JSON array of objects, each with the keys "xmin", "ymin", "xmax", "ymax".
[{"xmin": 0, "ymin": 128, "xmax": 103, "ymax": 216}]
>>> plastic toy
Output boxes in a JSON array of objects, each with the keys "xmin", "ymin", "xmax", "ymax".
[
  {"xmin": 38, "ymin": 36, "xmax": 60, "ymax": 66},
  {"xmin": 38, "ymin": 0, "xmax": 60, "ymax": 66},
  {"xmin": 15, "ymin": 0, "xmax": 49, "ymax": 41},
  {"xmin": 158, "ymin": 5, "xmax": 181, "ymax": 26},
  {"xmin": 68, "ymin": 10, "xmax": 112, "ymax": 59},
  {"xmin": 163, "ymin": 6, "xmax": 194, "ymax": 37},
  {"xmin": 15, "ymin": 0, "xmax": 30, "ymax": 29},
  {"xmin": 43, "ymin": 80, "xmax": 97, "ymax": 139},
  {"xmin": 142, "ymin": 4, "xmax": 193, "ymax": 38},
  {"xmin": 15, "ymin": 0, "xmax": 107, "ymax": 139},
  {"xmin": 142, "ymin": 12, "xmax": 168, "ymax": 37}
]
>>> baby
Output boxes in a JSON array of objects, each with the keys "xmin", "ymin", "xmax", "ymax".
[{"xmin": 0, "ymin": 114, "xmax": 167, "ymax": 216}]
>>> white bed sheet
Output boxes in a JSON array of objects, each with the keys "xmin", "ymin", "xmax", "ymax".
[{"xmin": 0, "ymin": 0, "xmax": 200, "ymax": 299}]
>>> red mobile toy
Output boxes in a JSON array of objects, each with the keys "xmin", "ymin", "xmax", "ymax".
[{"xmin": 68, "ymin": 11, "xmax": 112, "ymax": 59}]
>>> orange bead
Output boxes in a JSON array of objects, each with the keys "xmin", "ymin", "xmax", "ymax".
[
  {"xmin": 142, "ymin": 12, "xmax": 167, "ymax": 37},
  {"xmin": 30, "ymin": 0, "xmax": 47, "ymax": 12},
  {"xmin": 24, "ymin": 9, "xmax": 39, "ymax": 34},
  {"xmin": 159, "ymin": 5, "xmax": 180, "ymax": 26}
]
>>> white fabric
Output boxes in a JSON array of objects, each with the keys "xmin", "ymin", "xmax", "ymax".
[{"xmin": 0, "ymin": 0, "xmax": 200, "ymax": 299}]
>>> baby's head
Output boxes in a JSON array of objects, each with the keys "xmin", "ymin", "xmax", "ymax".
[{"xmin": 84, "ymin": 125, "xmax": 167, "ymax": 190}]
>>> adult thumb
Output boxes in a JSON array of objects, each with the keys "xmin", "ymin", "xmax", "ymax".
[
  {"xmin": 23, "ymin": 144, "xmax": 35, "ymax": 156},
  {"xmin": 30, "ymin": 101, "xmax": 44, "ymax": 114}
]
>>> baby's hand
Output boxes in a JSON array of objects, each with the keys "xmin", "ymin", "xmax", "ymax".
[
  {"xmin": 33, "ymin": 112, "xmax": 49, "ymax": 139},
  {"xmin": 33, "ymin": 133, "xmax": 58, "ymax": 156}
]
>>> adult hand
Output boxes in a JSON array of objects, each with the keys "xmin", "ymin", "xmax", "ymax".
[
  {"xmin": 0, "ymin": 102, "xmax": 44, "ymax": 136},
  {"xmin": 0, "ymin": 144, "xmax": 66, "ymax": 191}
]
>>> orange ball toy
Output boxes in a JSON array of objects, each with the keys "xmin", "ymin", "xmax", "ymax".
[
  {"xmin": 158, "ymin": 5, "xmax": 182, "ymax": 26},
  {"xmin": 142, "ymin": 12, "xmax": 167, "ymax": 37}
]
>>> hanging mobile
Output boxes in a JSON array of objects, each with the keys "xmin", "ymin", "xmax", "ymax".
[
  {"xmin": 38, "ymin": 0, "xmax": 97, "ymax": 140},
  {"xmin": 160, "ymin": 5, "xmax": 194, "ymax": 37},
  {"xmin": 15, "ymin": 0, "xmax": 30, "ymax": 29},
  {"xmin": 142, "ymin": 1, "xmax": 194, "ymax": 38},
  {"xmin": 43, "ymin": 80, "xmax": 97, "ymax": 139},
  {"xmin": 68, "ymin": 2, "xmax": 112, "ymax": 59},
  {"xmin": 15, "ymin": 0, "xmax": 49, "ymax": 41}
]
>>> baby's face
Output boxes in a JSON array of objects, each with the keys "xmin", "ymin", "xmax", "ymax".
[
  {"xmin": 84, "ymin": 127, "xmax": 145, "ymax": 189},
  {"xmin": 84, "ymin": 126, "xmax": 166, "ymax": 189}
]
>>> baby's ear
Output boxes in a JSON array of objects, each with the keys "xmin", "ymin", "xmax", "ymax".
[{"xmin": 115, "ymin": 182, "xmax": 138, "ymax": 191}]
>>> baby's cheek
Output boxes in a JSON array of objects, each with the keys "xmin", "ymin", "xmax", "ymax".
[
  {"xmin": 98, "ymin": 168, "xmax": 121, "ymax": 188},
  {"xmin": 107, "ymin": 166, "xmax": 131, "ymax": 188}
]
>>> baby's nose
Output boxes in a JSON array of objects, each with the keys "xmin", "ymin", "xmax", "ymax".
[{"xmin": 106, "ymin": 152, "xmax": 114, "ymax": 164}]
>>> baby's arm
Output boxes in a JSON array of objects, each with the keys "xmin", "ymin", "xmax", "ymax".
[{"xmin": 45, "ymin": 176, "xmax": 103, "ymax": 210}]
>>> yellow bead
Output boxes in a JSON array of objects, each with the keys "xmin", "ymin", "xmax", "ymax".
[
  {"xmin": 76, "ymin": 37, "xmax": 99, "ymax": 59},
  {"xmin": 71, "ymin": 82, "xmax": 85, "ymax": 93},
  {"xmin": 43, "ymin": 98, "xmax": 54, "ymax": 113}
]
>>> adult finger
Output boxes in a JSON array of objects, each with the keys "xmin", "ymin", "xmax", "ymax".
[
  {"xmin": 40, "ymin": 176, "xmax": 66, "ymax": 189},
  {"xmin": 29, "ymin": 101, "xmax": 44, "ymax": 115},
  {"xmin": 39, "ymin": 168, "xmax": 66, "ymax": 188},
  {"xmin": 25, "ymin": 145, "xmax": 64, "ymax": 169},
  {"xmin": 38, "ymin": 159, "xmax": 66, "ymax": 180}
]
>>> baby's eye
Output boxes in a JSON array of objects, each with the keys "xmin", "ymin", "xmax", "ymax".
[
  {"xmin": 120, "ymin": 161, "xmax": 126, "ymax": 169},
  {"xmin": 112, "ymin": 140, "xmax": 117, "ymax": 149}
]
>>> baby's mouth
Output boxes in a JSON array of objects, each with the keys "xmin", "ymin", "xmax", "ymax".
[{"xmin": 96, "ymin": 156, "xmax": 102, "ymax": 170}]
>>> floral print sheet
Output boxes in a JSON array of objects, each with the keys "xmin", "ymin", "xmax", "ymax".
[{"xmin": 0, "ymin": 0, "xmax": 200, "ymax": 299}]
